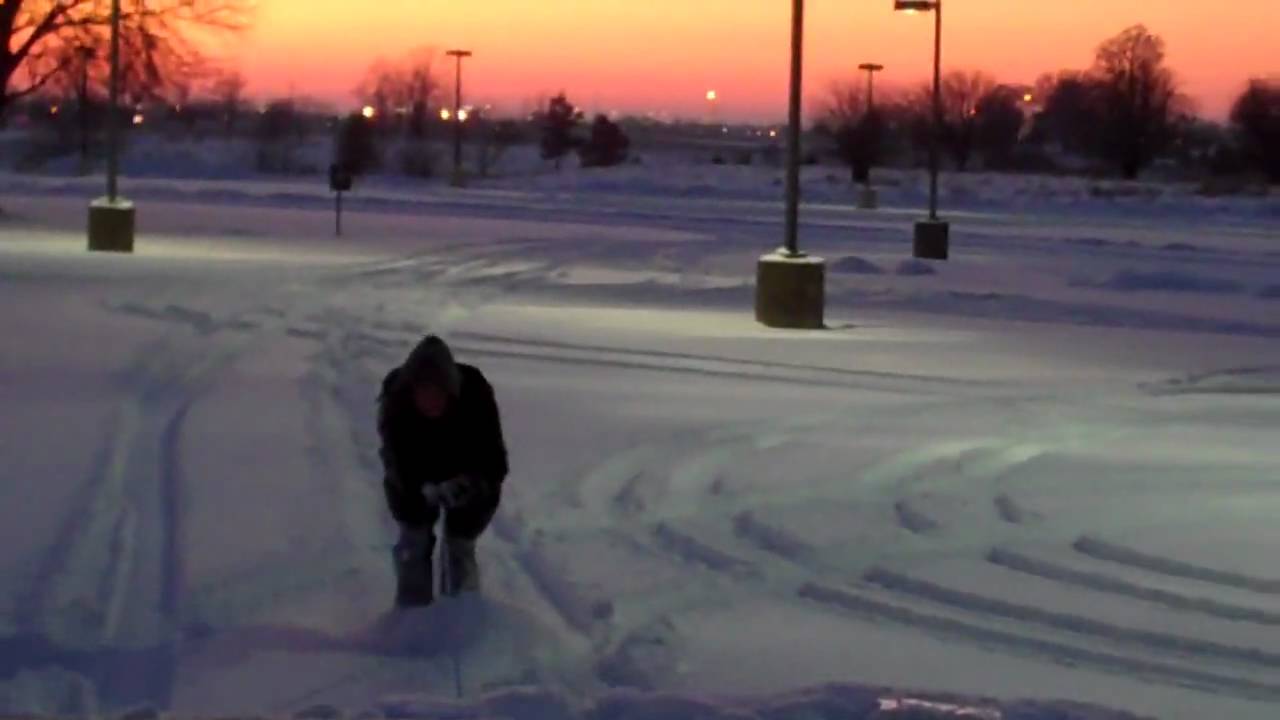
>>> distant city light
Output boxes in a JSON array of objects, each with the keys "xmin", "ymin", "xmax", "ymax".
[
  {"xmin": 769, "ymin": 129, "xmax": 778, "ymax": 138},
  {"xmin": 457, "ymin": 108, "xmax": 470, "ymax": 122},
  {"xmin": 361, "ymin": 105, "xmax": 376, "ymax": 119},
  {"xmin": 1023, "ymin": 93, "xmax": 1034, "ymax": 102},
  {"xmin": 49, "ymin": 105, "xmax": 59, "ymax": 115},
  {"xmin": 440, "ymin": 108, "xmax": 452, "ymax": 121},
  {"xmin": 132, "ymin": 113, "xmax": 144, "ymax": 125}
]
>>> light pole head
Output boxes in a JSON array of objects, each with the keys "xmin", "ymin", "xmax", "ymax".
[
  {"xmin": 894, "ymin": 0, "xmax": 937, "ymax": 12},
  {"xmin": 446, "ymin": 49, "xmax": 473, "ymax": 59},
  {"xmin": 361, "ymin": 105, "xmax": 376, "ymax": 120},
  {"xmin": 858, "ymin": 63, "xmax": 885, "ymax": 72},
  {"xmin": 706, "ymin": 89, "xmax": 718, "ymax": 102}
]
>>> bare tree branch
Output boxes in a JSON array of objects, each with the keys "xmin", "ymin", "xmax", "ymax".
[{"xmin": 3, "ymin": 0, "xmax": 252, "ymax": 114}]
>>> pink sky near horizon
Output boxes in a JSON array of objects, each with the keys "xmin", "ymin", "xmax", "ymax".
[{"xmin": 220, "ymin": 1, "xmax": 1279, "ymax": 121}]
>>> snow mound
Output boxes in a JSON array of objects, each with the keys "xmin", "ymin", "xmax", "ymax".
[
  {"xmin": 895, "ymin": 260, "xmax": 938, "ymax": 277},
  {"xmin": 373, "ymin": 681, "xmax": 1141, "ymax": 717},
  {"xmin": 1259, "ymin": 285, "xmax": 1280, "ymax": 300},
  {"xmin": 1083, "ymin": 269, "xmax": 1244, "ymax": 295},
  {"xmin": 1063, "ymin": 237, "xmax": 1142, "ymax": 250},
  {"xmin": 830, "ymin": 256, "xmax": 885, "ymax": 275},
  {"xmin": 374, "ymin": 684, "xmax": 1142, "ymax": 720}
]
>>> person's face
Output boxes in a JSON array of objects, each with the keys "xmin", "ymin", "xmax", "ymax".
[{"xmin": 412, "ymin": 381, "xmax": 450, "ymax": 419}]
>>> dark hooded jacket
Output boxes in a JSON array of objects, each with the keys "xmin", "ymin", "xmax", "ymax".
[{"xmin": 378, "ymin": 336, "xmax": 509, "ymax": 525}]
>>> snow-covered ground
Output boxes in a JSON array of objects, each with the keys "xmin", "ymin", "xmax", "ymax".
[{"xmin": 0, "ymin": 164, "xmax": 1278, "ymax": 719}]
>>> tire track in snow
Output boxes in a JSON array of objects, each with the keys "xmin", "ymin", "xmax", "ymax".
[
  {"xmin": 987, "ymin": 547, "xmax": 1280, "ymax": 626},
  {"xmin": 731, "ymin": 511, "xmax": 817, "ymax": 565},
  {"xmin": 3, "ymin": 302, "xmax": 273, "ymax": 710},
  {"xmin": 451, "ymin": 331, "xmax": 995, "ymax": 393},
  {"xmin": 894, "ymin": 500, "xmax": 941, "ymax": 535},
  {"xmin": 1073, "ymin": 536, "xmax": 1280, "ymax": 595},
  {"xmin": 13, "ymin": 400, "xmax": 139, "ymax": 645},
  {"xmin": 863, "ymin": 567, "xmax": 1280, "ymax": 670},
  {"xmin": 651, "ymin": 523, "xmax": 757, "ymax": 578},
  {"xmin": 993, "ymin": 494, "xmax": 1038, "ymax": 524},
  {"xmin": 798, "ymin": 582, "xmax": 1280, "ymax": 702}
]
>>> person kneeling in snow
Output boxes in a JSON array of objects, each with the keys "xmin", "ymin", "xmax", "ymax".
[{"xmin": 378, "ymin": 335, "xmax": 509, "ymax": 606}]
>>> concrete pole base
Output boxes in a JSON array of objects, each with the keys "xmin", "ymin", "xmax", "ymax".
[
  {"xmin": 88, "ymin": 197, "xmax": 136, "ymax": 253},
  {"xmin": 913, "ymin": 219, "xmax": 949, "ymax": 261},
  {"xmin": 857, "ymin": 186, "xmax": 878, "ymax": 210},
  {"xmin": 755, "ymin": 251, "xmax": 826, "ymax": 329}
]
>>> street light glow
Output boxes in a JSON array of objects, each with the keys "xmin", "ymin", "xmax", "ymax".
[
  {"xmin": 361, "ymin": 105, "xmax": 376, "ymax": 119},
  {"xmin": 440, "ymin": 108, "xmax": 452, "ymax": 121},
  {"xmin": 706, "ymin": 89, "xmax": 717, "ymax": 102},
  {"xmin": 1023, "ymin": 93, "xmax": 1035, "ymax": 102},
  {"xmin": 457, "ymin": 108, "xmax": 470, "ymax": 122},
  {"xmin": 132, "ymin": 113, "xmax": 144, "ymax": 126}
]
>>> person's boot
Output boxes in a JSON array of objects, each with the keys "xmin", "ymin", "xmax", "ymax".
[
  {"xmin": 393, "ymin": 526, "xmax": 435, "ymax": 607},
  {"xmin": 441, "ymin": 537, "xmax": 480, "ymax": 596}
]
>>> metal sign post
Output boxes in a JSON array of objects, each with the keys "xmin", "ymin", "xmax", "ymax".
[{"xmin": 330, "ymin": 164, "xmax": 353, "ymax": 237}]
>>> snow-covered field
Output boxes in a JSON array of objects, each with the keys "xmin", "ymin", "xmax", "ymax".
[{"xmin": 1, "ymin": 163, "xmax": 1278, "ymax": 719}]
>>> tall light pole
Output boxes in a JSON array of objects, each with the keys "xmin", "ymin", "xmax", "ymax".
[
  {"xmin": 857, "ymin": 63, "xmax": 884, "ymax": 114},
  {"xmin": 106, "ymin": 0, "xmax": 122, "ymax": 203},
  {"xmin": 782, "ymin": 0, "xmax": 804, "ymax": 258},
  {"xmin": 894, "ymin": 0, "xmax": 949, "ymax": 260},
  {"xmin": 856, "ymin": 62, "xmax": 885, "ymax": 209},
  {"xmin": 755, "ymin": 0, "xmax": 825, "ymax": 329},
  {"xmin": 446, "ymin": 49, "xmax": 472, "ymax": 186},
  {"xmin": 87, "ymin": 0, "xmax": 134, "ymax": 253}
]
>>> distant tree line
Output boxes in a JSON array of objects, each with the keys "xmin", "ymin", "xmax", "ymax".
[
  {"xmin": 819, "ymin": 24, "xmax": 1279, "ymax": 185},
  {"xmin": 7, "ymin": 15, "xmax": 1274, "ymax": 187}
]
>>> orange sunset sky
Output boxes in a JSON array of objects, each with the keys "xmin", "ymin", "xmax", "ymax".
[{"xmin": 224, "ymin": 1, "xmax": 1279, "ymax": 121}]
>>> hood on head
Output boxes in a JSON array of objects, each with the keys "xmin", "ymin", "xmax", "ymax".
[{"xmin": 401, "ymin": 334, "xmax": 462, "ymax": 397}]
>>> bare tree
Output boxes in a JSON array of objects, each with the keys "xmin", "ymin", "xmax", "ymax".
[
  {"xmin": 1, "ymin": 0, "xmax": 252, "ymax": 119},
  {"xmin": 974, "ymin": 87, "xmax": 1026, "ymax": 168},
  {"xmin": 1090, "ymin": 25, "xmax": 1182, "ymax": 179},
  {"xmin": 210, "ymin": 68, "xmax": 246, "ymax": 135},
  {"xmin": 475, "ymin": 116, "xmax": 523, "ymax": 177},
  {"xmin": 818, "ymin": 81, "xmax": 887, "ymax": 184},
  {"xmin": 935, "ymin": 70, "xmax": 996, "ymax": 172},
  {"xmin": 353, "ymin": 48, "xmax": 440, "ymax": 137},
  {"xmin": 1230, "ymin": 79, "xmax": 1280, "ymax": 183},
  {"xmin": 1030, "ymin": 70, "xmax": 1101, "ymax": 154}
]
